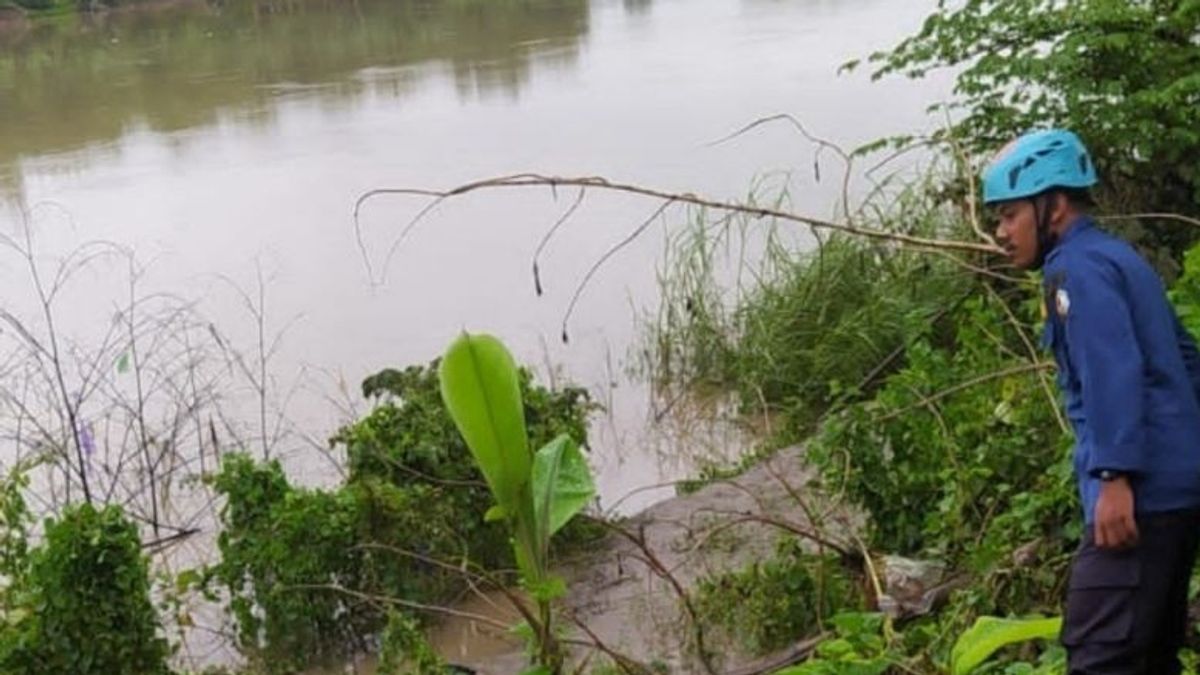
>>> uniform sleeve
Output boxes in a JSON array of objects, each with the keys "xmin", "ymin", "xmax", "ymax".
[
  {"xmin": 1172, "ymin": 312, "xmax": 1200, "ymax": 404},
  {"xmin": 1063, "ymin": 254, "xmax": 1145, "ymax": 476}
]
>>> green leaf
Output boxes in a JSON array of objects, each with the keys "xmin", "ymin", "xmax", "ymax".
[
  {"xmin": 525, "ymin": 574, "xmax": 567, "ymax": 602},
  {"xmin": 484, "ymin": 504, "xmax": 508, "ymax": 522},
  {"xmin": 951, "ymin": 616, "xmax": 1062, "ymax": 675},
  {"xmin": 510, "ymin": 619, "xmax": 536, "ymax": 641},
  {"xmin": 532, "ymin": 434, "xmax": 595, "ymax": 542},
  {"xmin": 174, "ymin": 568, "xmax": 201, "ymax": 594},
  {"xmin": 116, "ymin": 352, "xmax": 130, "ymax": 374},
  {"xmin": 438, "ymin": 332, "xmax": 532, "ymax": 516}
]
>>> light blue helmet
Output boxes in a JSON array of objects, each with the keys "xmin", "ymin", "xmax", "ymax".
[{"xmin": 981, "ymin": 129, "xmax": 1098, "ymax": 205}]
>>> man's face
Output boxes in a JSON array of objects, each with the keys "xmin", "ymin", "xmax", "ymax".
[{"xmin": 993, "ymin": 199, "xmax": 1039, "ymax": 269}]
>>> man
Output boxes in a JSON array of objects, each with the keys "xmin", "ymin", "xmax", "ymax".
[{"xmin": 983, "ymin": 128, "xmax": 1200, "ymax": 673}]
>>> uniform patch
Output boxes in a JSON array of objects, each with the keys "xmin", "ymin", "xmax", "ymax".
[{"xmin": 1056, "ymin": 288, "xmax": 1071, "ymax": 318}]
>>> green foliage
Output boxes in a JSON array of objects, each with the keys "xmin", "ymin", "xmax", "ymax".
[
  {"xmin": 950, "ymin": 616, "xmax": 1061, "ymax": 675},
  {"xmin": 868, "ymin": 0, "xmax": 1200, "ymax": 273},
  {"xmin": 1170, "ymin": 240, "xmax": 1200, "ymax": 338},
  {"xmin": 695, "ymin": 541, "xmax": 860, "ymax": 656},
  {"xmin": 0, "ymin": 465, "xmax": 31, "ymax": 621},
  {"xmin": 438, "ymin": 332, "xmax": 598, "ymax": 672},
  {"xmin": 808, "ymin": 293, "xmax": 1069, "ymax": 559},
  {"xmin": 643, "ymin": 179, "xmax": 976, "ymax": 445},
  {"xmin": 1, "ymin": 503, "xmax": 169, "ymax": 675},
  {"xmin": 206, "ymin": 356, "xmax": 596, "ymax": 674},
  {"xmin": 774, "ymin": 613, "xmax": 896, "ymax": 674},
  {"xmin": 439, "ymin": 334, "xmax": 533, "ymax": 518},
  {"xmin": 206, "ymin": 454, "xmax": 461, "ymax": 672},
  {"xmin": 376, "ymin": 611, "xmax": 446, "ymax": 675},
  {"xmin": 532, "ymin": 434, "xmax": 595, "ymax": 541},
  {"xmin": 333, "ymin": 361, "xmax": 594, "ymax": 566}
]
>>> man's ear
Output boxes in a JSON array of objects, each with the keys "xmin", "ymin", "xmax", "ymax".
[{"xmin": 1050, "ymin": 191, "xmax": 1073, "ymax": 228}]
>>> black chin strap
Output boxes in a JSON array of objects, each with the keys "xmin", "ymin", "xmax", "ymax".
[{"xmin": 1031, "ymin": 194, "xmax": 1057, "ymax": 271}]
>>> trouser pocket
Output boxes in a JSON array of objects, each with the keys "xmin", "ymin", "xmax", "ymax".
[{"xmin": 1061, "ymin": 543, "xmax": 1140, "ymax": 646}]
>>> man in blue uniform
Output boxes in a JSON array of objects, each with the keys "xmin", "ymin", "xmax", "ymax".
[{"xmin": 983, "ymin": 129, "xmax": 1200, "ymax": 673}]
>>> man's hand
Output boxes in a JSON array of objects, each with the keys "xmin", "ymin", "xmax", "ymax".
[{"xmin": 1094, "ymin": 476, "xmax": 1138, "ymax": 549}]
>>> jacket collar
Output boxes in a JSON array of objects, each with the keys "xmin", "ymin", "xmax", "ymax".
[{"xmin": 1045, "ymin": 214, "xmax": 1094, "ymax": 266}]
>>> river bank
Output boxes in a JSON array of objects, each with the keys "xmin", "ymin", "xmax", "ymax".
[{"xmin": 309, "ymin": 444, "xmax": 850, "ymax": 674}]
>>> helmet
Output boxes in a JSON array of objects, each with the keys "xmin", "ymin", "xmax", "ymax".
[{"xmin": 981, "ymin": 129, "xmax": 1098, "ymax": 205}]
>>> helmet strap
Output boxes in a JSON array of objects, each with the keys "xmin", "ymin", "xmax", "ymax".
[{"xmin": 1030, "ymin": 193, "xmax": 1057, "ymax": 270}]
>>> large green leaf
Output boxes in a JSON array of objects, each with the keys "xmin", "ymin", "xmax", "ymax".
[
  {"xmin": 532, "ymin": 434, "xmax": 595, "ymax": 543},
  {"xmin": 438, "ymin": 332, "xmax": 532, "ymax": 516},
  {"xmin": 951, "ymin": 616, "xmax": 1062, "ymax": 675}
]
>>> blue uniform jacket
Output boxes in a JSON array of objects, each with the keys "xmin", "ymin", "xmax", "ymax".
[{"xmin": 1042, "ymin": 217, "xmax": 1200, "ymax": 523}]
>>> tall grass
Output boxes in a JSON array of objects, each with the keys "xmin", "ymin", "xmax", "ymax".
[{"xmin": 641, "ymin": 169, "xmax": 986, "ymax": 442}]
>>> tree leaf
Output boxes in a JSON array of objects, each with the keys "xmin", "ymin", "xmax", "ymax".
[
  {"xmin": 532, "ymin": 434, "xmax": 595, "ymax": 544},
  {"xmin": 951, "ymin": 615, "xmax": 1062, "ymax": 675},
  {"xmin": 438, "ymin": 333, "xmax": 531, "ymax": 516}
]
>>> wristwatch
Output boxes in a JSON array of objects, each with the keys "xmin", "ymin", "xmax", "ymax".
[{"xmin": 1098, "ymin": 469, "xmax": 1125, "ymax": 482}]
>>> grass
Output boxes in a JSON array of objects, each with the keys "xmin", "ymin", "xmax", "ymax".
[{"xmin": 639, "ymin": 170, "xmax": 983, "ymax": 447}]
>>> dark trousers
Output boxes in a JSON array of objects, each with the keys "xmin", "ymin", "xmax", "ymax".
[{"xmin": 1063, "ymin": 509, "xmax": 1200, "ymax": 674}]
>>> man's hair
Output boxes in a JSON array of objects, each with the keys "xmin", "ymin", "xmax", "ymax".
[{"xmin": 1057, "ymin": 187, "xmax": 1095, "ymax": 210}]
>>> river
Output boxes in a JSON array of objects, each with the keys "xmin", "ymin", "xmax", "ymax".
[{"xmin": 0, "ymin": 0, "xmax": 946, "ymax": 663}]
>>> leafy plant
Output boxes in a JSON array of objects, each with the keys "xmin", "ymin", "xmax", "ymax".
[
  {"xmin": 695, "ymin": 540, "xmax": 860, "ymax": 655},
  {"xmin": 950, "ymin": 616, "xmax": 1062, "ymax": 675},
  {"xmin": 774, "ymin": 612, "xmax": 896, "ymax": 675},
  {"xmin": 377, "ymin": 610, "xmax": 446, "ymax": 675},
  {"xmin": 866, "ymin": 0, "xmax": 1200, "ymax": 274},
  {"xmin": 807, "ymin": 293, "xmax": 1068, "ymax": 559},
  {"xmin": 1170, "ymin": 241, "xmax": 1200, "ymax": 339},
  {"xmin": 1, "ymin": 504, "xmax": 169, "ymax": 675},
  {"xmin": 204, "ymin": 357, "xmax": 598, "ymax": 673},
  {"xmin": 645, "ymin": 211, "xmax": 972, "ymax": 441},
  {"xmin": 332, "ymin": 361, "xmax": 596, "ymax": 565},
  {"xmin": 439, "ymin": 332, "xmax": 597, "ymax": 673}
]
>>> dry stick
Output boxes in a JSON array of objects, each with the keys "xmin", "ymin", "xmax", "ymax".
[
  {"xmin": 254, "ymin": 267, "xmax": 269, "ymax": 460},
  {"xmin": 355, "ymin": 174, "xmax": 1001, "ymax": 256},
  {"xmin": 355, "ymin": 542, "xmax": 528, "ymax": 625},
  {"xmin": 558, "ymin": 199, "xmax": 675, "ymax": 343},
  {"xmin": 941, "ymin": 112, "xmax": 996, "ymax": 248},
  {"xmin": 352, "ymin": 174, "xmax": 1003, "ymax": 333},
  {"xmin": 725, "ymin": 632, "xmax": 829, "ymax": 675},
  {"xmin": 597, "ymin": 520, "xmax": 719, "ymax": 675},
  {"xmin": 533, "ymin": 186, "xmax": 587, "ymax": 296},
  {"xmin": 287, "ymin": 583, "xmax": 514, "ymax": 632},
  {"xmin": 142, "ymin": 527, "xmax": 200, "ymax": 553},
  {"xmin": 876, "ymin": 361, "xmax": 1054, "ymax": 423},
  {"xmin": 759, "ymin": 452, "xmax": 833, "ymax": 554},
  {"xmin": 124, "ymin": 259, "xmax": 160, "ymax": 536},
  {"xmin": 913, "ymin": 246, "xmax": 1028, "ymax": 284},
  {"xmin": 571, "ymin": 650, "xmax": 596, "ymax": 675},
  {"xmin": 602, "ymin": 480, "xmax": 691, "ymax": 518},
  {"xmin": 1100, "ymin": 212, "xmax": 1200, "ymax": 229},
  {"xmin": 355, "ymin": 187, "xmax": 451, "ymax": 287},
  {"xmin": 684, "ymin": 509, "xmax": 853, "ymax": 560},
  {"xmin": 28, "ymin": 268, "xmax": 91, "ymax": 503},
  {"xmin": 705, "ymin": 113, "xmax": 855, "ymax": 222},
  {"xmin": 564, "ymin": 612, "xmax": 655, "ymax": 675},
  {"xmin": 985, "ymin": 284, "xmax": 1070, "ymax": 435}
]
